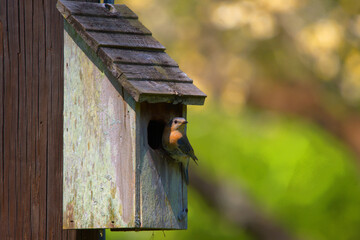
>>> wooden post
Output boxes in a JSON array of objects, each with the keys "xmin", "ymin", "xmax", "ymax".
[{"xmin": 0, "ymin": 0, "xmax": 99, "ymax": 239}]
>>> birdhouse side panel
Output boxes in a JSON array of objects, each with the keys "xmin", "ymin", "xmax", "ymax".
[
  {"xmin": 63, "ymin": 30, "xmax": 136, "ymax": 229},
  {"xmin": 139, "ymin": 103, "xmax": 188, "ymax": 229}
]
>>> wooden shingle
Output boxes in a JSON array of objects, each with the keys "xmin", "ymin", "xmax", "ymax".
[{"xmin": 57, "ymin": 0, "xmax": 206, "ymax": 105}]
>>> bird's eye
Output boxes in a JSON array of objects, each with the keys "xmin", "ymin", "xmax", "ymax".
[{"xmin": 174, "ymin": 120, "xmax": 178, "ymax": 124}]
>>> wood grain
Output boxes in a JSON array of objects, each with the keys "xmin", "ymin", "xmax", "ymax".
[
  {"xmin": 116, "ymin": 64, "xmax": 192, "ymax": 82},
  {"xmin": 128, "ymin": 80, "xmax": 206, "ymax": 105},
  {"xmin": 18, "ymin": 0, "xmax": 26, "ymax": 239},
  {"xmin": 38, "ymin": 1, "xmax": 48, "ymax": 238},
  {"xmin": 87, "ymin": 31, "xmax": 165, "ymax": 51},
  {"xmin": 63, "ymin": 30, "xmax": 136, "ymax": 229},
  {"xmin": 0, "ymin": 0, "xmax": 99, "ymax": 239},
  {"xmin": 4, "ymin": 0, "xmax": 18, "ymax": 238},
  {"xmin": 46, "ymin": 0, "xmax": 65, "ymax": 238},
  {"xmin": 70, "ymin": 15, "xmax": 151, "ymax": 34},
  {"xmin": 0, "ymin": 0, "xmax": 5, "ymax": 236},
  {"xmin": 57, "ymin": 1, "xmax": 138, "ymax": 19},
  {"xmin": 138, "ymin": 103, "xmax": 188, "ymax": 229},
  {"xmin": 99, "ymin": 48, "xmax": 178, "ymax": 67},
  {"xmin": 24, "ymin": 1, "xmax": 34, "ymax": 238}
]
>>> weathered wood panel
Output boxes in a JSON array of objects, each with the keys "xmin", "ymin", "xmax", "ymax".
[
  {"xmin": 57, "ymin": 1, "xmax": 138, "ymax": 19},
  {"xmin": 86, "ymin": 31, "xmax": 165, "ymax": 51},
  {"xmin": 70, "ymin": 15, "xmax": 151, "ymax": 34},
  {"xmin": 138, "ymin": 103, "xmax": 188, "ymax": 229},
  {"xmin": 128, "ymin": 80, "xmax": 206, "ymax": 105},
  {"xmin": 99, "ymin": 48, "xmax": 178, "ymax": 67},
  {"xmin": 116, "ymin": 64, "xmax": 192, "ymax": 82},
  {"xmin": 63, "ymin": 30, "xmax": 136, "ymax": 229}
]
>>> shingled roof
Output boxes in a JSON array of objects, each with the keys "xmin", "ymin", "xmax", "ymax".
[{"xmin": 57, "ymin": 0, "xmax": 206, "ymax": 105}]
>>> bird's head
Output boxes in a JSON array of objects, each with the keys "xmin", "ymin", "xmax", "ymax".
[{"xmin": 169, "ymin": 117, "xmax": 188, "ymax": 132}]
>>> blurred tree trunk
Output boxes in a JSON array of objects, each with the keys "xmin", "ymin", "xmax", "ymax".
[
  {"xmin": 247, "ymin": 80, "xmax": 360, "ymax": 162},
  {"xmin": 190, "ymin": 171, "xmax": 295, "ymax": 240}
]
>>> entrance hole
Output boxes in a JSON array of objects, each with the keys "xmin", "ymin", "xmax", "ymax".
[{"xmin": 147, "ymin": 120, "xmax": 166, "ymax": 149}]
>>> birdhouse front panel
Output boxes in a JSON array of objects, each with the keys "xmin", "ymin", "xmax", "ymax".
[{"xmin": 63, "ymin": 30, "xmax": 137, "ymax": 229}]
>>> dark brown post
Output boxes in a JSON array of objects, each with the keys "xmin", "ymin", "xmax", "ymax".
[{"xmin": 0, "ymin": 0, "xmax": 100, "ymax": 239}]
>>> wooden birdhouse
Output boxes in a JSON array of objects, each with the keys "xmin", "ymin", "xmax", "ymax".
[{"xmin": 57, "ymin": 0, "xmax": 206, "ymax": 230}]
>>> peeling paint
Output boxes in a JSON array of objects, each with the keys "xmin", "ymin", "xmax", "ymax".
[{"xmin": 63, "ymin": 30, "xmax": 135, "ymax": 229}]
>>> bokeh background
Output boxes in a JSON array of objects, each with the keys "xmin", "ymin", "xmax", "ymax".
[{"xmin": 106, "ymin": 0, "xmax": 360, "ymax": 239}]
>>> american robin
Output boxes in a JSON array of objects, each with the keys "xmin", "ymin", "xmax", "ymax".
[{"xmin": 162, "ymin": 117, "xmax": 198, "ymax": 184}]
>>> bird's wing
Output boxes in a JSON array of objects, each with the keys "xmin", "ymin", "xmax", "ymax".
[{"xmin": 178, "ymin": 136, "xmax": 198, "ymax": 164}]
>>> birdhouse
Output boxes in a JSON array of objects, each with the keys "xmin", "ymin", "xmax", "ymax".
[{"xmin": 57, "ymin": 0, "xmax": 206, "ymax": 230}]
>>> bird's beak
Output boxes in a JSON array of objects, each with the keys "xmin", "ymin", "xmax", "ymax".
[{"xmin": 183, "ymin": 121, "xmax": 188, "ymax": 124}]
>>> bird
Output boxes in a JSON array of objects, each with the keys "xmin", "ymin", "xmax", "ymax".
[{"xmin": 162, "ymin": 117, "xmax": 198, "ymax": 185}]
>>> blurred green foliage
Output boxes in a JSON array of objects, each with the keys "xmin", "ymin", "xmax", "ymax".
[
  {"xmin": 189, "ymin": 104, "xmax": 360, "ymax": 240},
  {"xmin": 104, "ymin": 0, "xmax": 360, "ymax": 239},
  {"xmin": 107, "ymin": 104, "xmax": 360, "ymax": 240}
]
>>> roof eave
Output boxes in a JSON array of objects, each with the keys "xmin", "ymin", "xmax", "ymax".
[{"xmin": 138, "ymin": 94, "xmax": 207, "ymax": 106}]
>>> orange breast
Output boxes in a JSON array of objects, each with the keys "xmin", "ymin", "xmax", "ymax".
[{"xmin": 169, "ymin": 130, "xmax": 183, "ymax": 146}]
